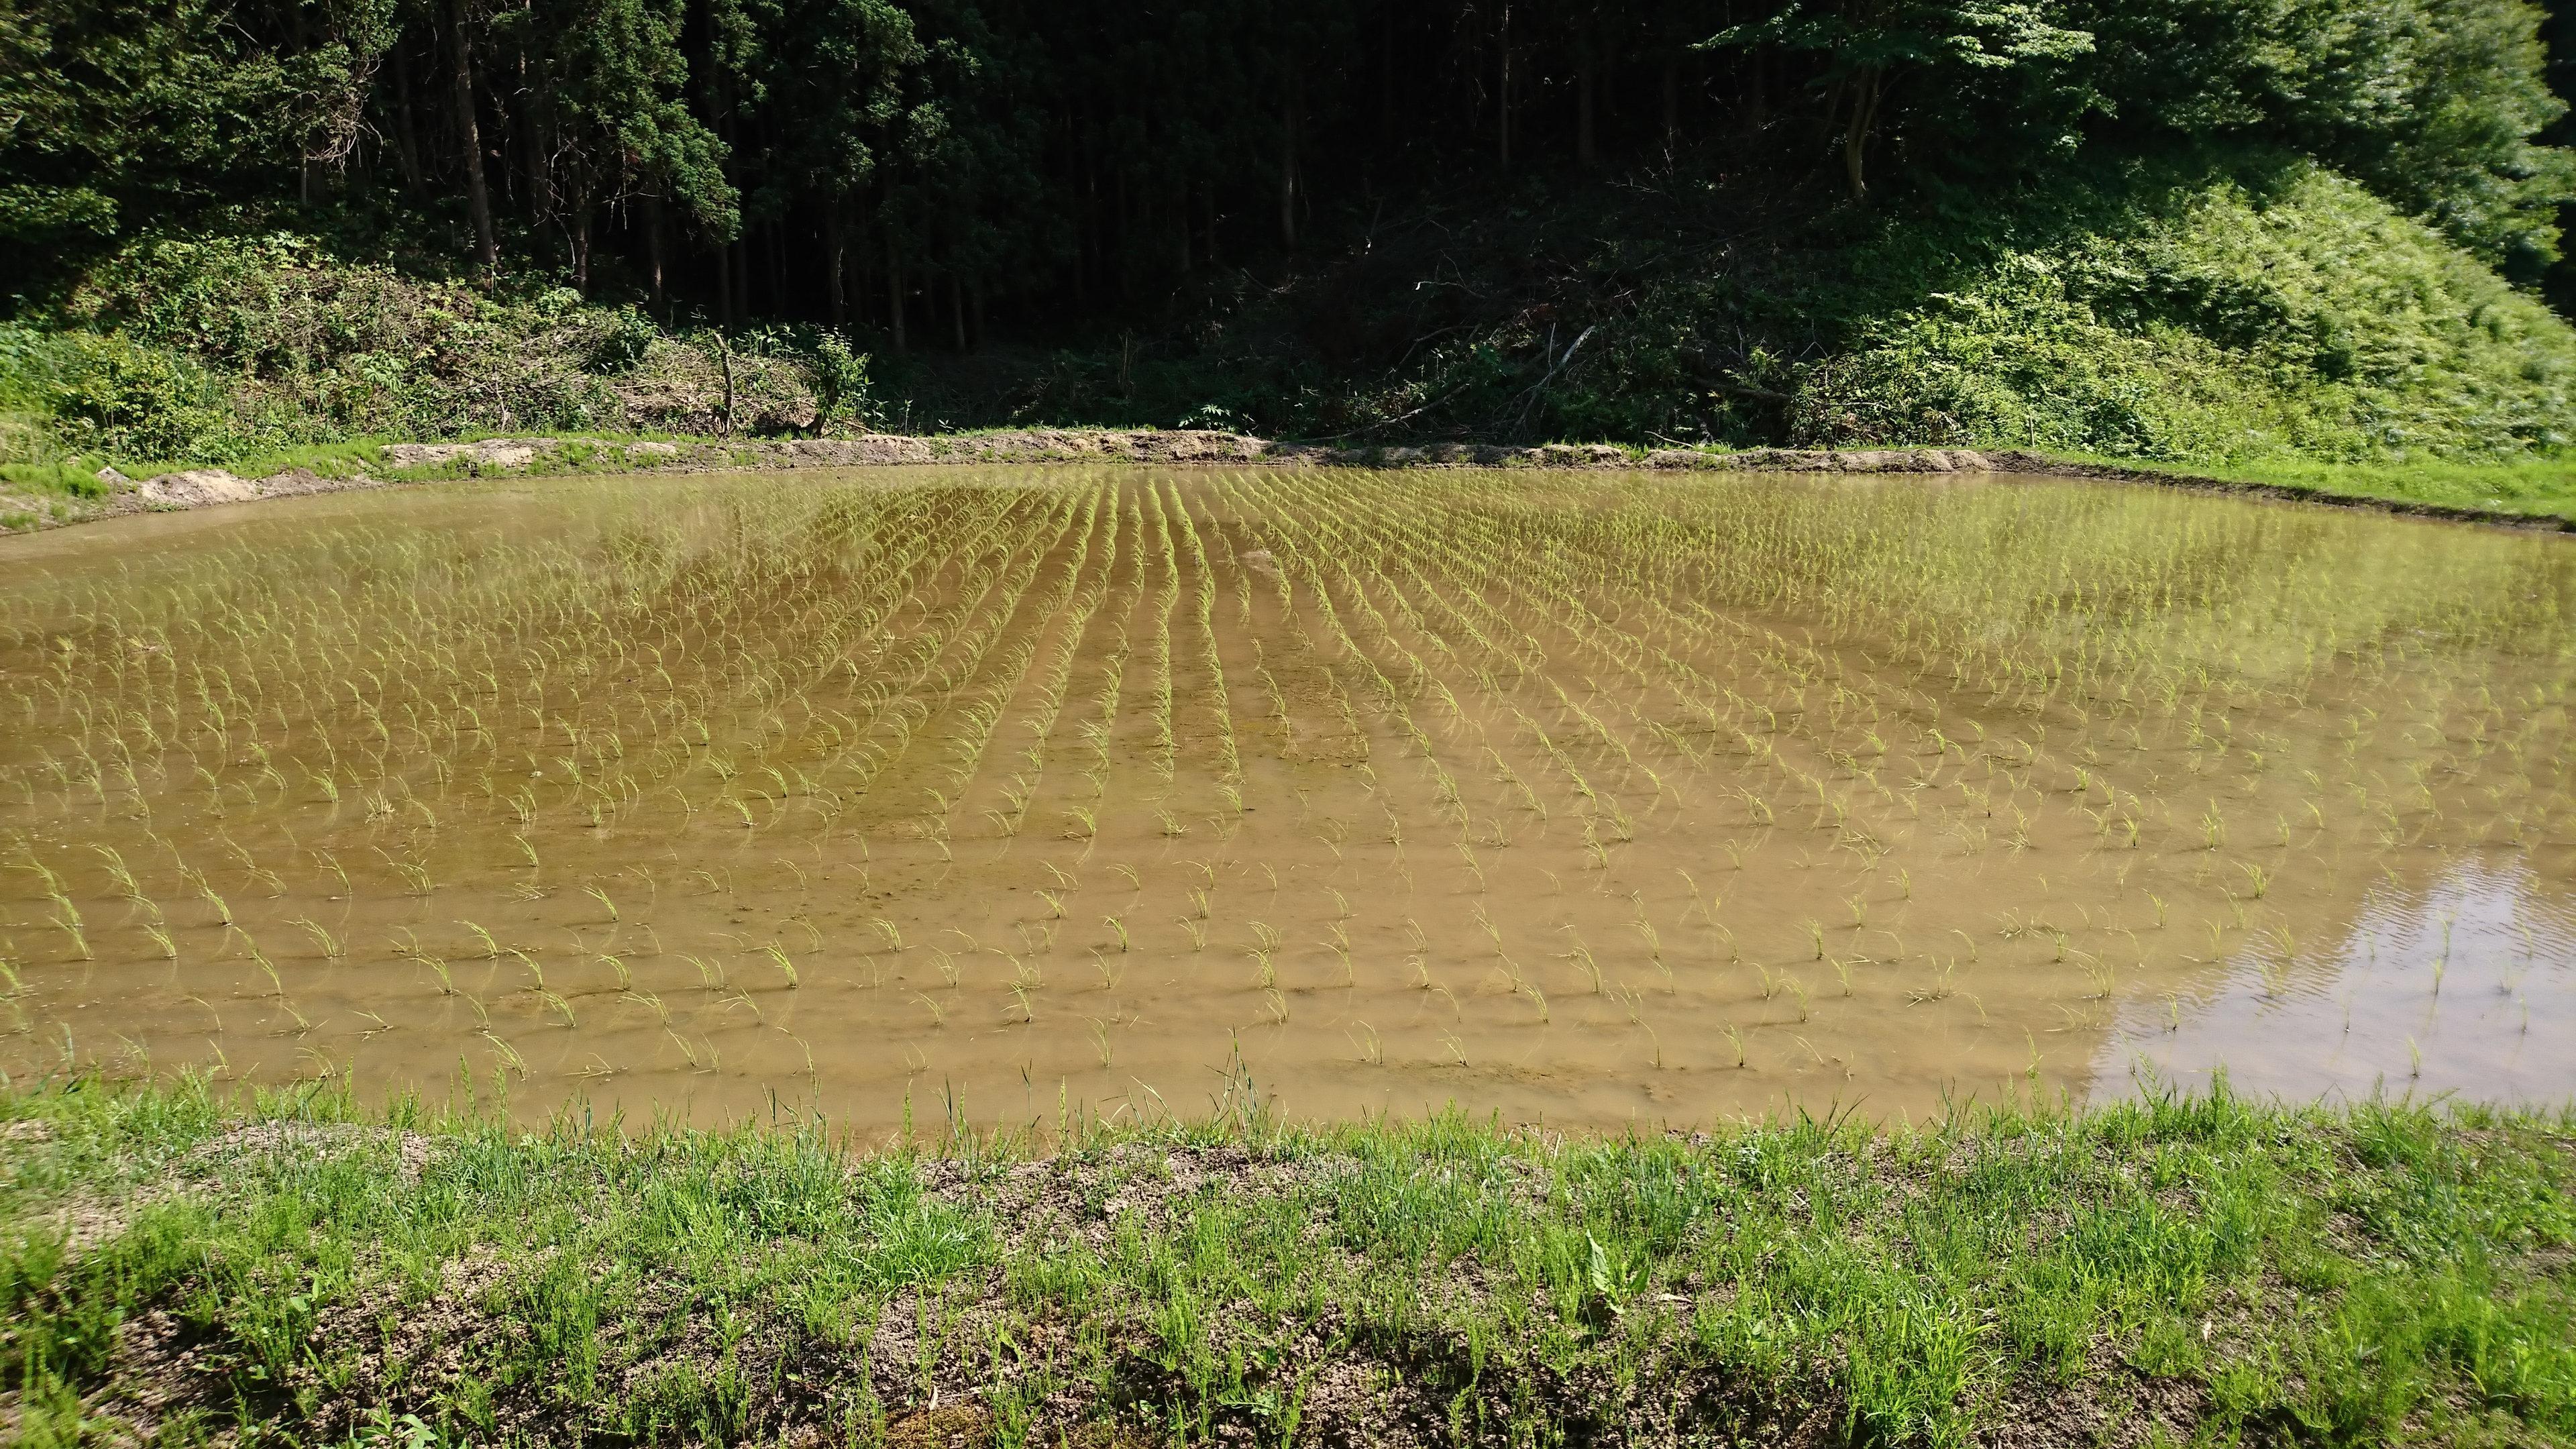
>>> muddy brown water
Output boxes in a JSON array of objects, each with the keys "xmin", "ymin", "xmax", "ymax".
[{"xmin": 1, "ymin": 468, "xmax": 2569, "ymax": 1136}]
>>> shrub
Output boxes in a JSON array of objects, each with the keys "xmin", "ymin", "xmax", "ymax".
[
  {"xmin": 15, "ymin": 232, "xmax": 838, "ymax": 458},
  {"xmin": 1789, "ymin": 169, "xmax": 2576, "ymax": 461}
]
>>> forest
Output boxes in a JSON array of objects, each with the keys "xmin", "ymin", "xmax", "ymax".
[{"xmin": 5, "ymin": 0, "xmax": 2576, "ymax": 459}]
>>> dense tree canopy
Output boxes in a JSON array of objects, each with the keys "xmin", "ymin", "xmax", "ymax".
[{"xmin": 3, "ymin": 0, "xmax": 2569, "ymax": 337}]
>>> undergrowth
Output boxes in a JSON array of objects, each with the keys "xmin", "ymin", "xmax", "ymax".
[
  {"xmin": 0, "ymin": 234, "xmax": 863, "ymax": 467},
  {"xmin": 0, "ymin": 1075, "xmax": 2569, "ymax": 1446}
]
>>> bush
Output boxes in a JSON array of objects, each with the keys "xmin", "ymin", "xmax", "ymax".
[
  {"xmin": 9, "ymin": 232, "xmax": 838, "ymax": 460},
  {"xmin": 0, "ymin": 323, "xmax": 278, "ymax": 463},
  {"xmin": 1788, "ymin": 168, "xmax": 2576, "ymax": 461}
]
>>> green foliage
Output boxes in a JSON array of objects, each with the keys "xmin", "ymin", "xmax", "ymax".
[
  {"xmin": 2070, "ymin": 0, "xmax": 2574, "ymax": 272},
  {"xmin": 583, "ymin": 306, "xmax": 663, "ymax": 375},
  {"xmin": 0, "ymin": 233, "xmax": 845, "ymax": 461},
  {"xmin": 717, "ymin": 0, "xmax": 921, "ymax": 221},
  {"xmin": 22, "ymin": 329, "xmax": 252, "ymax": 461},
  {"xmin": 805, "ymin": 329, "xmax": 876, "ymax": 430},
  {"xmin": 501, "ymin": 0, "xmax": 737, "ymax": 276},
  {"xmin": 2315, "ymin": 0, "xmax": 2576, "ymax": 276},
  {"xmin": 1709, "ymin": 0, "xmax": 2102, "ymax": 199},
  {"xmin": 1789, "ymin": 168, "xmax": 2576, "ymax": 460},
  {"xmin": 0, "ymin": 0, "xmax": 394, "ymax": 283},
  {"xmin": 1705, "ymin": 0, "xmax": 2573, "ymax": 266}
]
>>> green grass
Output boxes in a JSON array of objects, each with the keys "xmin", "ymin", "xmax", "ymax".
[
  {"xmin": 1, "ymin": 1074, "xmax": 2569, "ymax": 1446},
  {"xmin": 9, "ymin": 416, "xmax": 2576, "ymax": 545},
  {"xmin": 2055, "ymin": 452, "xmax": 2576, "ymax": 523},
  {"xmin": 0, "ymin": 441, "xmax": 386, "ymax": 494}
]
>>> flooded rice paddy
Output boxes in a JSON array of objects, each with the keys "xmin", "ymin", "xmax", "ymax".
[{"xmin": 0, "ymin": 467, "xmax": 2569, "ymax": 1133}]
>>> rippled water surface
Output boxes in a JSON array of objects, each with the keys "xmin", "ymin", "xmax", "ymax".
[{"xmin": 1, "ymin": 468, "xmax": 2567, "ymax": 1131}]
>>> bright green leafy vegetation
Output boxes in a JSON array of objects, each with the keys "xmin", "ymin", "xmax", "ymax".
[
  {"xmin": 0, "ymin": 235, "xmax": 859, "ymax": 466},
  {"xmin": 2, "ymin": 1075, "xmax": 2570, "ymax": 1446},
  {"xmin": 1782, "ymin": 170, "xmax": 2576, "ymax": 464}
]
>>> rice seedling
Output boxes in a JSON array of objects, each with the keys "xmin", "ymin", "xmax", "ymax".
[
  {"xmin": 0, "ymin": 466, "xmax": 2563, "ymax": 1126},
  {"xmin": 288, "ymin": 917, "xmax": 345, "ymax": 960}
]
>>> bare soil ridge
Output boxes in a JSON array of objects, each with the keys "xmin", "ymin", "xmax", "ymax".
[{"xmin": 15, "ymin": 429, "xmax": 2570, "ymax": 533}]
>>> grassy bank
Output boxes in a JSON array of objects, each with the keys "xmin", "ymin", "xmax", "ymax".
[
  {"xmin": 2072, "ymin": 453, "xmax": 2576, "ymax": 524},
  {"xmin": 1, "ymin": 1076, "xmax": 2569, "ymax": 1446}
]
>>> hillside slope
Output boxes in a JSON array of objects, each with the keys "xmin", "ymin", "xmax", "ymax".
[{"xmin": 1793, "ymin": 170, "xmax": 2576, "ymax": 460}]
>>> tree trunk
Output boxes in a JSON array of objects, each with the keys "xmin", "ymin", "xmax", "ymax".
[
  {"xmin": 1075, "ymin": 106, "xmax": 1093, "ymax": 308},
  {"xmin": 1115, "ymin": 166, "xmax": 1131, "ymax": 301},
  {"xmin": 716, "ymin": 333, "xmax": 735, "ymax": 436},
  {"xmin": 570, "ymin": 204, "xmax": 590, "ymax": 294},
  {"xmin": 645, "ymin": 195, "xmax": 666, "ymax": 313},
  {"xmin": 521, "ymin": 46, "xmax": 551, "ymax": 228},
  {"xmin": 1498, "ymin": 6, "xmax": 1512, "ymax": 168},
  {"xmin": 857, "ymin": 205, "xmax": 875, "ymax": 329},
  {"xmin": 1843, "ymin": 68, "xmax": 1881, "ymax": 199},
  {"xmin": 885, "ymin": 233, "xmax": 906, "ymax": 352},
  {"xmin": 951, "ymin": 273, "xmax": 966, "ymax": 351},
  {"xmin": 445, "ymin": 0, "xmax": 496, "ymax": 268},
  {"xmin": 1661, "ymin": 56, "xmax": 1677, "ymax": 152},
  {"xmin": 826, "ymin": 207, "xmax": 847, "ymax": 328},
  {"xmin": 768, "ymin": 219, "xmax": 787, "ymax": 317},
  {"xmin": 390, "ymin": 41, "xmax": 425, "ymax": 191},
  {"xmin": 716, "ymin": 243, "xmax": 731, "ymax": 329},
  {"xmin": 1380, "ymin": 10, "xmax": 1393, "ymax": 143},
  {"xmin": 290, "ymin": 5, "xmax": 319, "ymax": 203},
  {"xmin": 1578, "ymin": 60, "xmax": 1596, "ymax": 166},
  {"xmin": 1280, "ymin": 73, "xmax": 1299, "ymax": 250}
]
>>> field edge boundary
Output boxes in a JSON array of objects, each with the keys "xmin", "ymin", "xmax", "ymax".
[{"xmin": 11, "ymin": 430, "xmax": 2571, "ymax": 535}]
